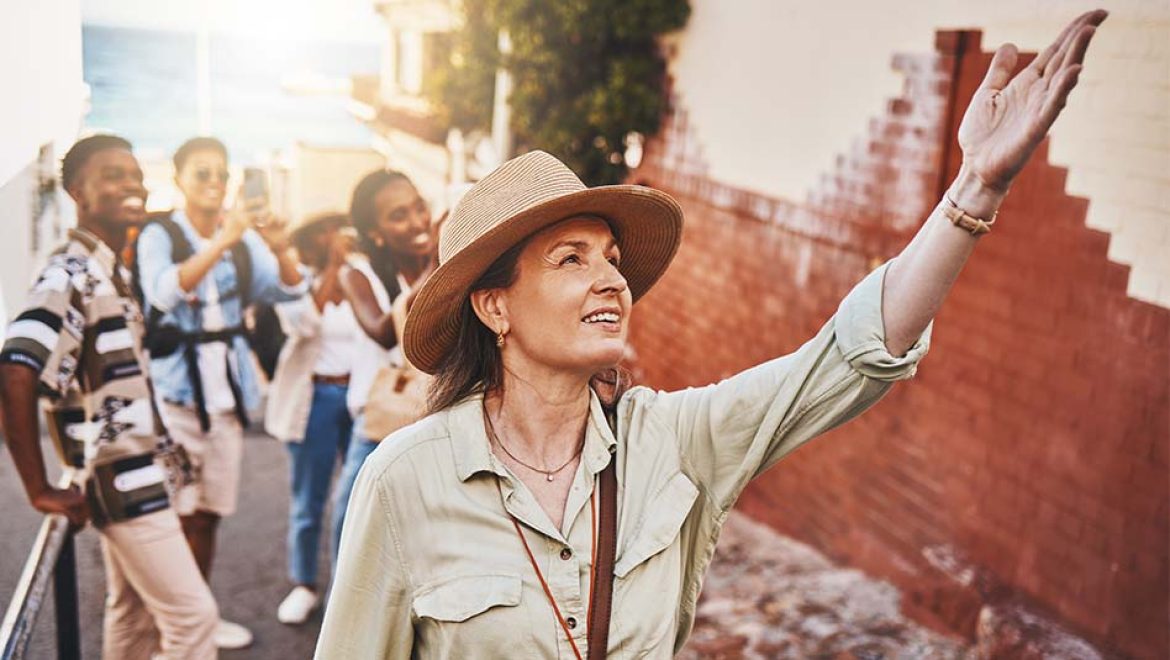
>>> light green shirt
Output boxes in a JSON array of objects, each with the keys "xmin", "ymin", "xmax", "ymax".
[{"xmin": 316, "ymin": 262, "xmax": 931, "ymax": 659}]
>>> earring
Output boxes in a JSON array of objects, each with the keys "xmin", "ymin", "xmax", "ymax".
[{"xmin": 496, "ymin": 331, "xmax": 506, "ymax": 348}]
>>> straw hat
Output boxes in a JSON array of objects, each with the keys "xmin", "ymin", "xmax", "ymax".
[{"xmin": 403, "ymin": 150, "xmax": 684, "ymax": 374}]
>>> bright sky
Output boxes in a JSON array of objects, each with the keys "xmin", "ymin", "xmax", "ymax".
[{"xmin": 82, "ymin": 0, "xmax": 384, "ymax": 43}]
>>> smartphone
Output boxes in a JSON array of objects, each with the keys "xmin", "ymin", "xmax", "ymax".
[
  {"xmin": 241, "ymin": 167, "xmax": 269, "ymax": 226},
  {"xmin": 242, "ymin": 166, "xmax": 267, "ymax": 201}
]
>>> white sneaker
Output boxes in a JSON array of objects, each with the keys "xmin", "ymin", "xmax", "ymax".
[
  {"xmin": 215, "ymin": 619, "xmax": 254, "ymax": 649},
  {"xmin": 277, "ymin": 585, "xmax": 320, "ymax": 625}
]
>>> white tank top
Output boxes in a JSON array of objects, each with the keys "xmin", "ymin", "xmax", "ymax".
[{"xmin": 345, "ymin": 256, "xmax": 397, "ymax": 418}]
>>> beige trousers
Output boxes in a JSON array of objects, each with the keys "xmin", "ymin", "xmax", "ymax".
[
  {"xmin": 159, "ymin": 403, "xmax": 244, "ymax": 517},
  {"xmin": 99, "ymin": 508, "xmax": 218, "ymax": 659}
]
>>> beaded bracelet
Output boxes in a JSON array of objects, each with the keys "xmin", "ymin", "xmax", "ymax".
[{"xmin": 942, "ymin": 194, "xmax": 997, "ymax": 235}]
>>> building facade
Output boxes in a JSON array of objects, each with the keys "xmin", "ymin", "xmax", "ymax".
[
  {"xmin": 628, "ymin": 2, "xmax": 1168, "ymax": 657},
  {"xmin": 0, "ymin": 1, "xmax": 86, "ymax": 316}
]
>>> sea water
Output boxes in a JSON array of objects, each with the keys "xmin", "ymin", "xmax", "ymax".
[{"xmin": 83, "ymin": 24, "xmax": 378, "ymax": 163}]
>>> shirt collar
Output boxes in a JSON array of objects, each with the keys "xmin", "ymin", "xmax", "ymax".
[
  {"xmin": 452, "ymin": 389, "xmax": 618, "ymax": 483},
  {"xmin": 67, "ymin": 228, "xmax": 119, "ymax": 273}
]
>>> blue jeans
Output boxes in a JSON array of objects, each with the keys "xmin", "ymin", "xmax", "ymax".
[
  {"xmin": 331, "ymin": 415, "xmax": 379, "ymax": 571},
  {"xmin": 286, "ymin": 382, "xmax": 352, "ymax": 587}
]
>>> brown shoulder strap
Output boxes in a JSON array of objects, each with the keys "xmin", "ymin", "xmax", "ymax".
[{"xmin": 588, "ymin": 411, "xmax": 619, "ymax": 659}]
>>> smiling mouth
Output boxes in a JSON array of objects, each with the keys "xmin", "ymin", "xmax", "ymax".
[
  {"xmin": 582, "ymin": 311, "xmax": 621, "ymax": 324},
  {"xmin": 121, "ymin": 197, "xmax": 145, "ymax": 211}
]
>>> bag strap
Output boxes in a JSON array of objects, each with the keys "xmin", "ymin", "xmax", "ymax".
[
  {"xmin": 587, "ymin": 408, "xmax": 619, "ymax": 660},
  {"xmin": 228, "ymin": 240, "xmax": 253, "ymax": 309}
]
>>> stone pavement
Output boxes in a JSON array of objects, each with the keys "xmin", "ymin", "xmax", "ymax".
[{"xmin": 1, "ymin": 429, "xmax": 971, "ymax": 659}]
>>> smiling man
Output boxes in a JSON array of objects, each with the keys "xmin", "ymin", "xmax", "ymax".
[
  {"xmin": 134, "ymin": 136, "xmax": 309, "ymax": 650},
  {"xmin": 0, "ymin": 134, "xmax": 218, "ymax": 659}
]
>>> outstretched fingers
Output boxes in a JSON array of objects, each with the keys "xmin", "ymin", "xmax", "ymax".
[
  {"xmin": 1039, "ymin": 23, "xmax": 1099, "ymax": 120},
  {"xmin": 1058, "ymin": 23, "xmax": 1100, "ymax": 75},
  {"xmin": 1031, "ymin": 14, "xmax": 1083, "ymax": 75},
  {"xmin": 1038, "ymin": 64, "xmax": 1082, "ymax": 130},
  {"xmin": 1033, "ymin": 10, "xmax": 1106, "ymax": 78}
]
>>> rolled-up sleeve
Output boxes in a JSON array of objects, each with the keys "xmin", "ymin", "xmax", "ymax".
[
  {"xmin": 316, "ymin": 461, "xmax": 413, "ymax": 659},
  {"xmin": 135, "ymin": 223, "xmax": 184, "ymax": 313},
  {"xmin": 0, "ymin": 261, "xmax": 83, "ymax": 397},
  {"xmin": 648, "ymin": 261, "xmax": 931, "ymax": 511},
  {"xmin": 243, "ymin": 231, "xmax": 310, "ymax": 304}
]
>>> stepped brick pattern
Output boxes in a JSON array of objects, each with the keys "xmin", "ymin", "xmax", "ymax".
[{"xmin": 627, "ymin": 30, "xmax": 1168, "ymax": 659}]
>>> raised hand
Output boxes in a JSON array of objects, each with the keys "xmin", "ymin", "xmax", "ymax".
[
  {"xmin": 255, "ymin": 214, "xmax": 292, "ymax": 252},
  {"xmin": 957, "ymin": 10, "xmax": 1107, "ymax": 194}
]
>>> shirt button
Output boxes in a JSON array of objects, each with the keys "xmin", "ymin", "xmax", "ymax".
[
  {"xmin": 566, "ymin": 617, "xmax": 577, "ymax": 629},
  {"xmin": 560, "ymin": 547, "xmax": 573, "ymax": 560}
]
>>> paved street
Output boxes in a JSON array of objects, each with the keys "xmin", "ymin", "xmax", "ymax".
[
  {"xmin": 0, "ymin": 429, "xmax": 325, "ymax": 659},
  {"xmin": 1, "ymin": 429, "xmax": 970, "ymax": 659}
]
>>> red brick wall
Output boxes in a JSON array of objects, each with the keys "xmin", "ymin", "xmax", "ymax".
[{"xmin": 628, "ymin": 31, "xmax": 1169, "ymax": 659}]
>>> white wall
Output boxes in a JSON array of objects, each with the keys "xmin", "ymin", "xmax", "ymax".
[
  {"xmin": 0, "ymin": 0, "xmax": 85, "ymax": 316},
  {"xmin": 666, "ymin": 0, "xmax": 1170, "ymax": 307}
]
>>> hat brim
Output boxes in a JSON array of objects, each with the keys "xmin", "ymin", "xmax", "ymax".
[{"xmin": 404, "ymin": 185, "xmax": 684, "ymax": 374}]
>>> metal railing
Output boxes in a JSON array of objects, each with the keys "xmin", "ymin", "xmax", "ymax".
[{"xmin": 0, "ymin": 472, "xmax": 82, "ymax": 660}]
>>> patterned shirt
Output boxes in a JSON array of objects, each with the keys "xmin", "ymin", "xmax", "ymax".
[{"xmin": 1, "ymin": 229, "xmax": 162, "ymax": 472}]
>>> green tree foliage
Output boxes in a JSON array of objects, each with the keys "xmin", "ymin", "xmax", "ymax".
[{"xmin": 429, "ymin": 0, "xmax": 690, "ymax": 185}]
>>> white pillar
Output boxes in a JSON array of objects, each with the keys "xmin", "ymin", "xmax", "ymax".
[
  {"xmin": 447, "ymin": 128, "xmax": 466, "ymax": 184},
  {"xmin": 491, "ymin": 29, "xmax": 513, "ymax": 163}
]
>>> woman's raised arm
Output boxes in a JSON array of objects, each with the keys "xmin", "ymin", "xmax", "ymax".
[{"xmin": 881, "ymin": 10, "xmax": 1107, "ymax": 356}]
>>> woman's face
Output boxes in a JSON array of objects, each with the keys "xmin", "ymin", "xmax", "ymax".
[
  {"xmin": 494, "ymin": 216, "xmax": 631, "ymax": 375},
  {"xmin": 370, "ymin": 179, "xmax": 433, "ymax": 258}
]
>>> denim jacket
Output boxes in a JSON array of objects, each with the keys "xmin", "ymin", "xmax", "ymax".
[{"xmin": 136, "ymin": 209, "xmax": 309, "ymax": 414}]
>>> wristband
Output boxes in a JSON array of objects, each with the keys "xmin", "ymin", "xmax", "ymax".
[{"xmin": 942, "ymin": 194, "xmax": 997, "ymax": 235}]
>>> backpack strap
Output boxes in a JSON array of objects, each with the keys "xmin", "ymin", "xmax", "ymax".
[
  {"xmin": 132, "ymin": 212, "xmax": 193, "ymax": 334},
  {"xmin": 227, "ymin": 241, "xmax": 253, "ymax": 310}
]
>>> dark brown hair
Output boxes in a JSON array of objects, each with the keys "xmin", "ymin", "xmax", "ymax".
[
  {"xmin": 349, "ymin": 168, "xmax": 413, "ymax": 302},
  {"xmin": 173, "ymin": 136, "xmax": 228, "ymax": 172},
  {"xmin": 61, "ymin": 134, "xmax": 133, "ymax": 191},
  {"xmin": 426, "ymin": 233, "xmax": 629, "ymax": 415}
]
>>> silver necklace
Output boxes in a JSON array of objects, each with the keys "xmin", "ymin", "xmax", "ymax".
[{"xmin": 483, "ymin": 404, "xmax": 583, "ymax": 482}]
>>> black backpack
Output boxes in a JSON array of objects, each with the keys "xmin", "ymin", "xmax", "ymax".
[{"xmin": 129, "ymin": 210, "xmax": 254, "ymax": 337}]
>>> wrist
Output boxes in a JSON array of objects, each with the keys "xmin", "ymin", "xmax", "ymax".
[
  {"xmin": 948, "ymin": 167, "xmax": 1008, "ymax": 220},
  {"xmin": 212, "ymin": 234, "xmax": 237, "ymax": 253},
  {"xmin": 26, "ymin": 480, "xmax": 54, "ymax": 503}
]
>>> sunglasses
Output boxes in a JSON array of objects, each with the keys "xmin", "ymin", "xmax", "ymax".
[{"xmin": 194, "ymin": 168, "xmax": 230, "ymax": 184}]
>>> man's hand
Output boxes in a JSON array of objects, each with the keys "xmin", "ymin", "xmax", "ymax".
[
  {"xmin": 218, "ymin": 205, "xmax": 251, "ymax": 248},
  {"xmin": 255, "ymin": 214, "xmax": 292, "ymax": 253},
  {"xmin": 31, "ymin": 484, "xmax": 89, "ymax": 529}
]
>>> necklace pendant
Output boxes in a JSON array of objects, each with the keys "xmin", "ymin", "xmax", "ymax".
[{"xmin": 546, "ymin": 473, "xmax": 555, "ymax": 482}]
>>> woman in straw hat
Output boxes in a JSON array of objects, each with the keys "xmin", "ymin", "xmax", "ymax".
[{"xmin": 317, "ymin": 11, "xmax": 1105, "ymax": 659}]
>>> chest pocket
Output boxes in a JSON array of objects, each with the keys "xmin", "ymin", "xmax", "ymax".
[
  {"xmin": 615, "ymin": 472, "xmax": 700, "ymax": 578},
  {"xmin": 412, "ymin": 573, "xmax": 522, "ymax": 622}
]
